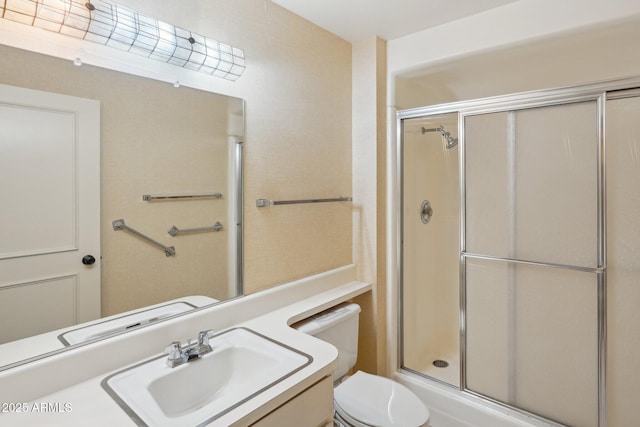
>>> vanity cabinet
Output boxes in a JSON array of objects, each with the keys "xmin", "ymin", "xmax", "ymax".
[{"xmin": 250, "ymin": 375, "xmax": 334, "ymax": 427}]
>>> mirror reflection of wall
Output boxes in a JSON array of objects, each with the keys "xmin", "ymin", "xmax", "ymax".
[
  {"xmin": 0, "ymin": 0, "xmax": 354, "ymax": 373},
  {"xmin": 0, "ymin": 44, "xmax": 244, "ymax": 347}
]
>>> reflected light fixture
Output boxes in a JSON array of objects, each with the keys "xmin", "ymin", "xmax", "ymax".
[{"xmin": 0, "ymin": 0, "xmax": 246, "ymax": 81}]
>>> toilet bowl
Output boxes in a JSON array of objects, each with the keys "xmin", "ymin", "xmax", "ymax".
[
  {"xmin": 334, "ymin": 371, "xmax": 429, "ymax": 427},
  {"xmin": 293, "ymin": 303, "xmax": 430, "ymax": 427}
]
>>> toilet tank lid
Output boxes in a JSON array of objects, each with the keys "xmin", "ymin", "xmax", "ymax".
[{"xmin": 292, "ymin": 303, "xmax": 360, "ymax": 336}]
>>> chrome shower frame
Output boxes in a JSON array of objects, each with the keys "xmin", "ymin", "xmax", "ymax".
[{"xmin": 394, "ymin": 75, "xmax": 640, "ymax": 427}]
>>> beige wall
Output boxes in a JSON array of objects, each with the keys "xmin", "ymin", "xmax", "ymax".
[
  {"xmin": 396, "ymin": 18, "xmax": 640, "ymax": 108},
  {"xmin": 351, "ymin": 37, "xmax": 387, "ymax": 375},
  {"xmin": 195, "ymin": 0, "xmax": 354, "ymax": 293}
]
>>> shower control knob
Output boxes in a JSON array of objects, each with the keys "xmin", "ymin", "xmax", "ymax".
[
  {"xmin": 421, "ymin": 200, "xmax": 433, "ymax": 224},
  {"xmin": 82, "ymin": 255, "xmax": 96, "ymax": 265}
]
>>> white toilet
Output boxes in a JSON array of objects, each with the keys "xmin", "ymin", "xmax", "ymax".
[{"xmin": 294, "ymin": 303, "xmax": 430, "ymax": 427}]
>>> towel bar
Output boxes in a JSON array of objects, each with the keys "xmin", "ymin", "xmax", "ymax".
[
  {"xmin": 256, "ymin": 196, "xmax": 352, "ymax": 207},
  {"xmin": 168, "ymin": 222, "xmax": 223, "ymax": 236},
  {"xmin": 142, "ymin": 193, "xmax": 222, "ymax": 201}
]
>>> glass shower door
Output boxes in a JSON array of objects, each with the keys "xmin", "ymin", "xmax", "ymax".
[
  {"xmin": 605, "ymin": 91, "xmax": 640, "ymax": 427},
  {"xmin": 463, "ymin": 100, "xmax": 601, "ymax": 426}
]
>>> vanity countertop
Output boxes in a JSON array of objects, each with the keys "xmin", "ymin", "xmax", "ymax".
[
  {"xmin": 0, "ymin": 295, "xmax": 218, "ymax": 368},
  {"xmin": 0, "ymin": 265, "xmax": 370, "ymax": 426}
]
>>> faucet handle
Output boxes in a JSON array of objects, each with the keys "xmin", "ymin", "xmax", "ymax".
[
  {"xmin": 164, "ymin": 341, "xmax": 182, "ymax": 359},
  {"xmin": 198, "ymin": 330, "xmax": 214, "ymax": 346},
  {"xmin": 164, "ymin": 341, "xmax": 185, "ymax": 362}
]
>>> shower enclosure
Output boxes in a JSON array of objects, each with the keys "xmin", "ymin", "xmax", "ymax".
[{"xmin": 397, "ymin": 79, "xmax": 640, "ymax": 427}]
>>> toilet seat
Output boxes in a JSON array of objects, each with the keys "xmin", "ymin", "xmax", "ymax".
[{"xmin": 334, "ymin": 371, "xmax": 430, "ymax": 427}]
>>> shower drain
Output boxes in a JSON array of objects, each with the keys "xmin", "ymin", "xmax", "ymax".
[{"xmin": 432, "ymin": 359, "xmax": 449, "ymax": 368}]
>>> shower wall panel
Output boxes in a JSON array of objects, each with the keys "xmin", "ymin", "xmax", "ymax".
[{"xmin": 401, "ymin": 116, "xmax": 459, "ymax": 385}]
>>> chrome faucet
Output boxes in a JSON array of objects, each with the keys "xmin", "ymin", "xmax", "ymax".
[{"xmin": 163, "ymin": 330, "xmax": 214, "ymax": 368}]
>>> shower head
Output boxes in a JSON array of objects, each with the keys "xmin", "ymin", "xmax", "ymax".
[{"xmin": 421, "ymin": 126, "xmax": 458, "ymax": 149}]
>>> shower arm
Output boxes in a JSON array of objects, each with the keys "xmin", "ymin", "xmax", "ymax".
[
  {"xmin": 421, "ymin": 126, "xmax": 458, "ymax": 149},
  {"xmin": 421, "ymin": 126, "xmax": 443, "ymax": 133}
]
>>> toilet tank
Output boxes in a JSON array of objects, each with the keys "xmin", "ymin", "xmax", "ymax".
[{"xmin": 293, "ymin": 303, "xmax": 360, "ymax": 381}]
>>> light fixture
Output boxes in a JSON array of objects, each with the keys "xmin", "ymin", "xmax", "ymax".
[{"xmin": 0, "ymin": 0, "xmax": 246, "ymax": 81}]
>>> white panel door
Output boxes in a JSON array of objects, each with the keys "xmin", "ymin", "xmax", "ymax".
[{"xmin": 0, "ymin": 84, "xmax": 100, "ymax": 344}]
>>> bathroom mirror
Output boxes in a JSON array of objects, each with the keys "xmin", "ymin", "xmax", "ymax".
[{"xmin": 0, "ymin": 44, "xmax": 244, "ymax": 368}]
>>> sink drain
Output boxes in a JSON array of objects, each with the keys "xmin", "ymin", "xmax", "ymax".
[{"xmin": 432, "ymin": 359, "xmax": 449, "ymax": 368}]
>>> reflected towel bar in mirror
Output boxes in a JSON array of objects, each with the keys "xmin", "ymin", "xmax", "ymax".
[
  {"xmin": 168, "ymin": 222, "xmax": 224, "ymax": 236},
  {"xmin": 112, "ymin": 219, "xmax": 176, "ymax": 256},
  {"xmin": 256, "ymin": 196, "xmax": 353, "ymax": 207},
  {"xmin": 142, "ymin": 193, "xmax": 223, "ymax": 201}
]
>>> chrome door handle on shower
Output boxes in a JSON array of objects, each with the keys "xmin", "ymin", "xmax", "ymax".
[{"xmin": 421, "ymin": 200, "xmax": 433, "ymax": 224}]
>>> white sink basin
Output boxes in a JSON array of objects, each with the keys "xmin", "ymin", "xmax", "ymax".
[{"xmin": 102, "ymin": 327, "xmax": 312, "ymax": 426}]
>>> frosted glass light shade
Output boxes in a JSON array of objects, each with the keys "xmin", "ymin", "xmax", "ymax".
[{"xmin": 0, "ymin": 0, "xmax": 246, "ymax": 81}]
